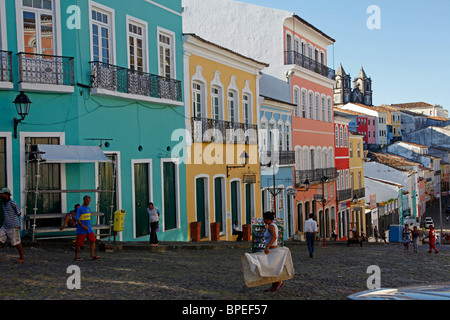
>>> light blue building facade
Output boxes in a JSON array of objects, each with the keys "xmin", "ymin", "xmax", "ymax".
[
  {"xmin": 259, "ymin": 95, "xmax": 296, "ymax": 239},
  {"xmin": 0, "ymin": 0, "xmax": 187, "ymax": 242}
]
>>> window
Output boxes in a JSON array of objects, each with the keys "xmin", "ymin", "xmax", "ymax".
[
  {"xmin": 211, "ymin": 87, "xmax": 221, "ymax": 120},
  {"xmin": 339, "ymin": 126, "xmax": 343, "ymax": 147},
  {"xmin": 321, "ymin": 96, "xmax": 326, "ymax": 122},
  {"xmin": 285, "ymin": 125, "xmax": 290, "ymax": 151},
  {"xmin": 0, "ymin": 137, "xmax": 6, "ymax": 188},
  {"xmin": 357, "ymin": 142, "xmax": 361, "ymax": 157},
  {"xmin": 278, "ymin": 123, "xmax": 283, "ymax": 151},
  {"xmin": 335, "ymin": 125, "xmax": 339, "ymax": 147},
  {"xmin": 293, "ymin": 88, "xmax": 300, "ymax": 117},
  {"xmin": 228, "ymin": 91, "xmax": 237, "ymax": 122},
  {"xmin": 344, "ymin": 127, "xmax": 348, "ymax": 147},
  {"xmin": 22, "ymin": 0, "xmax": 55, "ymax": 56},
  {"xmin": 91, "ymin": 7, "xmax": 113, "ymax": 63},
  {"xmin": 349, "ymin": 141, "xmax": 353, "ymax": 157},
  {"xmin": 309, "ymin": 92, "xmax": 314, "ymax": 119},
  {"xmin": 128, "ymin": 19, "xmax": 147, "ymax": 72},
  {"xmin": 327, "ymin": 98, "xmax": 332, "ymax": 122},
  {"xmin": 315, "ymin": 94, "xmax": 320, "ymax": 120},
  {"xmin": 192, "ymin": 82, "xmax": 202, "ymax": 118},
  {"xmin": 158, "ymin": 29, "xmax": 174, "ymax": 79},
  {"xmin": 302, "ymin": 91, "xmax": 307, "ymax": 118},
  {"xmin": 243, "ymin": 94, "xmax": 251, "ymax": 124}
]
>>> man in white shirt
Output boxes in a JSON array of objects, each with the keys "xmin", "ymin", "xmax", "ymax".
[{"xmin": 304, "ymin": 213, "xmax": 318, "ymax": 258}]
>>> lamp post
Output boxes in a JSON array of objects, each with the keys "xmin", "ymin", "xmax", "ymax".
[
  {"xmin": 226, "ymin": 151, "xmax": 249, "ymax": 177},
  {"xmin": 13, "ymin": 91, "xmax": 32, "ymax": 139}
]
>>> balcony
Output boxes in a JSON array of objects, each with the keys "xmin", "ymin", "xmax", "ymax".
[
  {"xmin": 90, "ymin": 61, "xmax": 182, "ymax": 104},
  {"xmin": 284, "ymin": 51, "xmax": 335, "ymax": 80},
  {"xmin": 191, "ymin": 117, "xmax": 258, "ymax": 145},
  {"xmin": 18, "ymin": 52, "xmax": 75, "ymax": 92},
  {"xmin": 353, "ymin": 187, "xmax": 365, "ymax": 199},
  {"xmin": 295, "ymin": 167, "xmax": 337, "ymax": 188},
  {"xmin": 260, "ymin": 151, "xmax": 295, "ymax": 166},
  {"xmin": 337, "ymin": 188, "xmax": 353, "ymax": 202},
  {"xmin": 0, "ymin": 50, "xmax": 13, "ymax": 88}
]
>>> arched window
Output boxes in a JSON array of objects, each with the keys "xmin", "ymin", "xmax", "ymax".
[
  {"xmin": 309, "ymin": 92, "xmax": 314, "ymax": 119},
  {"xmin": 344, "ymin": 127, "xmax": 348, "ymax": 147},
  {"xmin": 340, "ymin": 126, "xmax": 344, "ymax": 147},
  {"xmin": 335, "ymin": 125, "xmax": 339, "ymax": 147},
  {"xmin": 192, "ymin": 81, "xmax": 203, "ymax": 118},
  {"xmin": 293, "ymin": 87, "xmax": 300, "ymax": 117}
]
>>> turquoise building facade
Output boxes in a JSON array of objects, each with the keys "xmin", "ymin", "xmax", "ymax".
[{"xmin": 0, "ymin": 0, "xmax": 187, "ymax": 242}]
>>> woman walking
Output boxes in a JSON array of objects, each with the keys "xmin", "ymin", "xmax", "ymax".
[
  {"xmin": 262, "ymin": 211, "xmax": 283, "ymax": 292},
  {"xmin": 402, "ymin": 224, "xmax": 411, "ymax": 252}
]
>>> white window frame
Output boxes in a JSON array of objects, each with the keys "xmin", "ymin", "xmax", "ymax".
[
  {"xmin": 0, "ymin": 132, "xmax": 13, "ymax": 195},
  {"xmin": 301, "ymin": 89, "xmax": 307, "ymax": 118},
  {"xmin": 0, "ymin": 0, "xmax": 7, "ymax": 51},
  {"xmin": 293, "ymin": 86, "xmax": 300, "ymax": 117},
  {"xmin": 89, "ymin": 1, "xmax": 116, "ymax": 64},
  {"xmin": 131, "ymin": 159, "xmax": 152, "ymax": 239},
  {"xmin": 19, "ymin": 131, "xmax": 66, "ymax": 227},
  {"xmin": 192, "ymin": 81, "xmax": 203, "ymax": 118},
  {"xmin": 157, "ymin": 26, "xmax": 176, "ymax": 79},
  {"xmin": 15, "ymin": 0, "xmax": 62, "ymax": 55},
  {"xmin": 126, "ymin": 15, "xmax": 149, "ymax": 72},
  {"xmin": 211, "ymin": 71, "xmax": 224, "ymax": 120},
  {"xmin": 308, "ymin": 91, "xmax": 314, "ymax": 120},
  {"xmin": 160, "ymin": 158, "xmax": 181, "ymax": 232}
]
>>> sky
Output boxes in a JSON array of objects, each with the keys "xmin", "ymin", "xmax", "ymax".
[{"xmin": 237, "ymin": 0, "xmax": 450, "ymax": 114}]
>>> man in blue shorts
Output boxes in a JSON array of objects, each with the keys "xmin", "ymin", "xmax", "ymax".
[
  {"xmin": 74, "ymin": 195, "xmax": 100, "ymax": 261},
  {"xmin": 0, "ymin": 188, "xmax": 25, "ymax": 263}
]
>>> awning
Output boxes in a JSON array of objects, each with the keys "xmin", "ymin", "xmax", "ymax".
[{"xmin": 33, "ymin": 144, "xmax": 112, "ymax": 163}]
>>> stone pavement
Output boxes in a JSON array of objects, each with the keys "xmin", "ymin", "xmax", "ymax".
[{"xmin": 0, "ymin": 239, "xmax": 448, "ymax": 300}]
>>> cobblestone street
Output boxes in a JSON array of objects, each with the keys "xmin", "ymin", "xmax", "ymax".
[{"xmin": 0, "ymin": 241, "xmax": 449, "ymax": 300}]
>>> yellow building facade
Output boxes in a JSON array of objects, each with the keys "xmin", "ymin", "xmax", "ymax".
[
  {"xmin": 349, "ymin": 132, "xmax": 366, "ymax": 235},
  {"xmin": 183, "ymin": 34, "xmax": 268, "ymax": 241}
]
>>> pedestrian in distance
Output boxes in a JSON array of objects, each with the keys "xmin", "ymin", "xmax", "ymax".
[
  {"xmin": 0, "ymin": 188, "xmax": 25, "ymax": 264},
  {"xmin": 60, "ymin": 204, "xmax": 80, "ymax": 230},
  {"xmin": 262, "ymin": 211, "xmax": 283, "ymax": 292},
  {"xmin": 147, "ymin": 202, "xmax": 160, "ymax": 246},
  {"xmin": 74, "ymin": 195, "xmax": 100, "ymax": 261},
  {"xmin": 232, "ymin": 220, "xmax": 244, "ymax": 242},
  {"xmin": 402, "ymin": 223, "xmax": 411, "ymax": 252},
  {"xmin": 380, "ymin": 229, "xmax": 387, "ymax": 244},
  {"xmin": 411, "ymin": 226, "xmax": 421, "ymax": 253},
  {"xmin": 374, "ymin": 226, "xmax": 379, "ymax": 242},
  {"xmin": 304, "ymin": 213, "xmax": 318, "ymax": 258},
  {"xmin": 423, "ymin": 225, "xmax": 439, "ymax": 254}
]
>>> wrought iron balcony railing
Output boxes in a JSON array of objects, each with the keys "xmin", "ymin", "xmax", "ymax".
[
  {"xmin": 191, "ymin": 117, "xmax": 258, "ymax": 145},
  {"xmin": 0, "ymin": 50, "xmax": 12, "ymax": 82},
  {"xmin": 353, "ymin": 187, "xmax": 365, "ymax": 199},
  {"xmin": 284, "ymin": 51, "xmax": 336, "ymax": 80},
  {"xmin": 337, "ymin": 188, "xmax": 353, "ymax": 202},
  {"xmin": 295, "ymin": 167, "xmax": 337, "ymax": 188},
  {"xmin": 18, "ymin": 52, "xmax": 74, "ymax": 86},
  {"xmin": 260, "ymin": 151, "xmax": 295, "ymax": 166},
  {"xmin": 90, "ymin": 61, "xmax": 182, "ymax": 102}
]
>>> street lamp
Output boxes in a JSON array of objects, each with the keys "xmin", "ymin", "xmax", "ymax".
[
  {"xmin": 226, "ymin": 151, "xmax": 249, "ymax": 177},
  {"xmin": 13, "ymin": 91, "xmax": 32, "ymax": 139}
]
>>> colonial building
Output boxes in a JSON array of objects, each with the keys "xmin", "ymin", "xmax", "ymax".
[
  {"xmin": 0, "ymin": 0, "xmax": 186, "ymax": 242},
  {"xmin": 183, "ymin": 0, "xmax": 338, "ymax": 240},
  {"xmin": 183, "ymin": 34, "xmax": 268, "ymax": 241}
]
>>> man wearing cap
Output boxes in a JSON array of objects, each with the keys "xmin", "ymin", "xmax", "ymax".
[{"xmin": 0, "ymin": 188, "xmax": 25, "ymax": 263}]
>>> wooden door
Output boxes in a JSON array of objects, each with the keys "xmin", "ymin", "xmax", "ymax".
[{"xmin": 134, "ymin": 163, "xmax": 149, "ymax": 238}]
